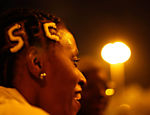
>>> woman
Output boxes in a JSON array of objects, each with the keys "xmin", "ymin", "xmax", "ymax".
[
  {"xmin": 0, "ymin": 9, "xmax": 86, "ymax": 115},
  {"xmin": 77, "ymin": 57, "xmax": 110, "ymax": 115}
]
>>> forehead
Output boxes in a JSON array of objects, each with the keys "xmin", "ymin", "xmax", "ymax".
[{"xmin": 57, "ymin": 25, "xmax": 78, "ymax": 55}]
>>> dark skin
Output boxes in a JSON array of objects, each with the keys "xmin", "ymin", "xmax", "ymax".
[{"xmin": 12, "ymin": 25, "xmax": 86, "ymax": 115}]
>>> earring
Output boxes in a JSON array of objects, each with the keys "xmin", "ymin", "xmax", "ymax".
[{"xmin": 40, "ymin": 73, "xmax": 47, "ymax": 80}]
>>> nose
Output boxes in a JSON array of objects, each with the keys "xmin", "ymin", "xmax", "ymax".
[{"xmin": 78, "ymin": 71, "xmax": 87, "ymax": 87}]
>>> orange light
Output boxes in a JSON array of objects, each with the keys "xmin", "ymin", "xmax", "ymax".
[
  {"xmin": 101, "ymin": 42, "xmax": 131, "ymax": 64},
  {"xmin": 105, "ymin": 88, "xmax": 115, "ymax": 96}
]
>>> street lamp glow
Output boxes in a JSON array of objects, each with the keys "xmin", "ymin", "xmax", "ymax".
[
  {"xmin": 105, "ymin": 88, "xmax": 115, "ymax": 96},
  {"xmin": 101, "ymin": 42, "xmax": 131, "ymax": 64}
]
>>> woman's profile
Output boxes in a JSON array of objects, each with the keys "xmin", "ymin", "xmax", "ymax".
[{"xmin": 0, "ymin": 9, "xmax": 86, "ymax": 115}]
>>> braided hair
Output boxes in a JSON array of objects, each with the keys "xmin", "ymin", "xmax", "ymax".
[{"xmin": 0, "ymin": 9, "xmax": 61, "ymax": 87}]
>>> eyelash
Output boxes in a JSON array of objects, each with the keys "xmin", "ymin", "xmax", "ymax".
[{"xmin": 73, "ymin": 57, "xmax": 80, "ymax": 67}]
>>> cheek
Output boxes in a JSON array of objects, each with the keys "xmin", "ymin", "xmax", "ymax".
[
  {"xmin": 45, "ymin": 52, "xmax": 77, "ymax": 89},
  {"xmin": 42, "ymin": 56, "xmax": 79, "ymax": 114},
  {"xmin": 49, "ymin": 58, "xmax": 77, "ymax": 90}
]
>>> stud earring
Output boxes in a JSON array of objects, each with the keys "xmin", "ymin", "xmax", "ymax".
[{"xmin": 40, "ymin": 73, "xmax": 47, "ymax": 80}]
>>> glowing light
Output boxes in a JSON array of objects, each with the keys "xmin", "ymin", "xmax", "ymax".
[
  {"xmin": 105, "ymin": 88, "xmax": 115, "ymax": 96},
  {"xmin": 120, "ymin": 104, "xmax": 130, "ymax": 108},
  {"xmin": 119, "ymin": 104, "xmax": 131, "ymax": 110},
  {"xmin": 101, "ymin": 42, "xmax": 131, "ymax": 64}
]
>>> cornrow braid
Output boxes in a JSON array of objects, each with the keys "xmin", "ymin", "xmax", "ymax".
[{"xmin": 0, "ymin": 8, "xmax": 61, "ymax": 87}]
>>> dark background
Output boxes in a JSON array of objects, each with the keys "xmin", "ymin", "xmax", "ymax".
[{"xmin": 1, "ymin": 0, "xmax": 150, "ymax": 88}]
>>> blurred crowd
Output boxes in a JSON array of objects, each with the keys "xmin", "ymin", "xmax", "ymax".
[{"xmin": 78, "ymin": 56, "xmax": 150, "ymax": 115}]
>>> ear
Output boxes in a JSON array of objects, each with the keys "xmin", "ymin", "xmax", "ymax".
[{"xmin": 26, "ymin": 47, "xmax": 43, "ymax": 79}]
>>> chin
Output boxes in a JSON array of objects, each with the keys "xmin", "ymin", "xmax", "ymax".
[{"xmin": 70, "ymin": 99, "xmax": 81, "ymax": 115}]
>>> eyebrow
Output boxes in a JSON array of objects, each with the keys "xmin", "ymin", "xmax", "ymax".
[
  {"xmin": 71, "ymin": 49, "xmax": 79, "ymax": 60},
  {"xmin": 74, "ymin": 50, "xmax": 79, "ymax": 57}
]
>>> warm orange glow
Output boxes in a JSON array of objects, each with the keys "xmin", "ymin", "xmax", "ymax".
[
  {"xmin": 105, "ymin": 88, "xmax": 115, "ymax": 96},
  {"xmin": 110, "ymin": 63, "xmax": 125, "ymax": 87},
  {"xmin": 119, "ymin": 104, "xmax": 131, "ymax": 109},
  {"xmin": 101, "ymin": 42, "xmax": 131, "ymax": 64}
]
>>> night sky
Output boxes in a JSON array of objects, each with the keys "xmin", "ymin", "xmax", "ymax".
[{"xmin": 1, "ymin": 0, "xmax": 150, "ymax": 88}]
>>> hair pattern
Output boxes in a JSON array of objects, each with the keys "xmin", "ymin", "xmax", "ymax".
[{"xmin": 0, "ymin": 9, "xmax": 61, "ymax": 87}]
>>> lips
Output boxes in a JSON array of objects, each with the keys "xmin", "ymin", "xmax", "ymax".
[
  {"xmin": 72, "ymin": 92, "xmax": 81, "ymax": 114},
  {"xmin": 74, "ymin": 92, "xmax": 81, "ymax": 101},
  {"xmin": 74, "ymin": 84, "xmax": 82, "ymax": 101},
  {"xmin": 72, "ymin": 85, "xmax": 82, "ymax": 113}
]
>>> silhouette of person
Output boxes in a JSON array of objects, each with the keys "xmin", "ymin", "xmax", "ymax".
[{"xmin": 77, "ymin": 57, "xmax": 110, "ymax": 115}]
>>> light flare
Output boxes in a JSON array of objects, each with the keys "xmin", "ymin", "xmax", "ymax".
[
  {"xmin": 101, "ymin": 42, "xmax": 131, "ymax": 64},
  {"xmin": 105, "ymin": 88, "xmax": 115, "ymax": 96}
]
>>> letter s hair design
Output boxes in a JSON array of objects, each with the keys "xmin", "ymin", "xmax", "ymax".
[{"xmin": 8, "ymin": 24, "xmax": 24, "ymax": 53}]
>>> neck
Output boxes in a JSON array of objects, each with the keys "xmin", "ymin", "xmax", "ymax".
[{"xmin": 13, "ymin": 68, "xmax": 39, "ymax": 106}]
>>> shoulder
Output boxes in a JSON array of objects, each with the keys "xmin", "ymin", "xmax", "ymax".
[
  {"xmin": 0, "ymin": 86, "xmax": 50, "ymax": 115},
  {"xmin": 0, "ymin": 99, "xmax": 49, "ymax": 115}
]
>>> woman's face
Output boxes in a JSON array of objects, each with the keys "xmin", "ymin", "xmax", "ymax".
[
  {"xmin": 81, "ymin": 71, "xmax": 109, "ymax": 115},
  {"xmin": 38, "ymin": 25, "xmax": 86, "ymax": 115}
]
